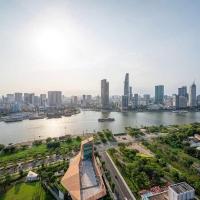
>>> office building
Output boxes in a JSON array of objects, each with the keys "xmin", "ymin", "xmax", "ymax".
[
  {"xmin": 101, "ymin": 79, "xmax": 109, "ymax": 109},
  {"xmin": 61, "ymin": 137, "xmax": 106, "ymax": 200},
  {"xmin": 189, "ymin": 82, "xmax": 196, "ymax": 107},
  {"xmin": 48, "ymin": 91, "xmax": 62, "ymax": 107},
  {"xmin": 15, "ymin": 93, "xmax": 23, "ymax": 104},
  {"xmin": 155, "ymin": 85, "xmax": 164, "ymax": 104}
]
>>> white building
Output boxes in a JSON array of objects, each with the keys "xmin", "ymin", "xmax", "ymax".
[{"xmin": 168, "ymin": 182, "xmax": 195, "ymax": 200}]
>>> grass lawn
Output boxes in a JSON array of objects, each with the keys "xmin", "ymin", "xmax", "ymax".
[{"xmin": 0, "ymin": 182, "xmax": 53, "ymax": 200}]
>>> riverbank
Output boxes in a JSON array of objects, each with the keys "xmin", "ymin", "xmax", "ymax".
[{"xmin": 1, "ymin": 110, "xmax": 200, "ymax": 145}]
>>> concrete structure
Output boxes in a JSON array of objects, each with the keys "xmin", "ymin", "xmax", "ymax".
[
  {"xmin": 168, "ymin": 182, "xmax": 195, "ymax": 200},
  {"xmin": 61, "ymin": 137, "xmax": 106, "ymax": 200},
  {"xmin": 189, "ymin": 82, "xmax": 196, "ymax": 107},
  {"xmin": 155, "ymin": 85, "xmax": 164, "ymax": 104},
  {"xmin": 48, "ymin": 91, "xmax": 62, "ymax": 107},
  {"xmin": 101, "ymin": 79, "xmax": 109, "ymax": 109}
]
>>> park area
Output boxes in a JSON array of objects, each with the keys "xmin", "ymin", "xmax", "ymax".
[{"xmin": 0, "ymin": 182, "xmax": 53, "ymax": 200}]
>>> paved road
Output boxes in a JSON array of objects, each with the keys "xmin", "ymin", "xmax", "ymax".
[{"xmin": 100, "ymin": 151, "xmax": 136, "ymax": 200}]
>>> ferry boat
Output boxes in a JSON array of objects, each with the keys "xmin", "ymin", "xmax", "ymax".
[{"xmin": 98, "ymin": 118, "xmax": 115, "ymax": 122}]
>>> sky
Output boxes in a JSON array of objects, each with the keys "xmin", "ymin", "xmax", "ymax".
[{"xmin": 0, "ymin": 0, "xmax": 200, "ymax": 96}]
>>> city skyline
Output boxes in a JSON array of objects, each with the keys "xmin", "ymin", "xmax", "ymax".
[{"xmin": 0, "ymin": 0, "xmax": 200, "ymax": 95}]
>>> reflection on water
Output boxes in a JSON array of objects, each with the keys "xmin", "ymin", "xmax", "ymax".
[{"xmin": 0, "ymin": 111, "xmax": 200, "ymax": 145}]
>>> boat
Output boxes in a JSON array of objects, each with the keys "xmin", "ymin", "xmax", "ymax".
[
  {"xmin": 29, "ymin": 115, "xmax": 45, "ymax": 120},
  {"xmin": 172, "ymin": 110, "xmax": 188, "ymax": 113},
  {"xmin": 98, "ymin": 118, "xmax": 115, "ymax": 122},
  {"xmin": 4, "ymin": 116, "xmax": 23, "ymax": 123}
]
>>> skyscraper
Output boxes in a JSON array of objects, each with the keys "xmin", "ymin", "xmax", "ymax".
[
  {"xmin": 48, "ymin": 91, "xmax": 62, "ymax": 107},
  {"xmin": 177, "ymin": 86, "xmax": 188, "ymax": 108},
  {"xmin": 129, "ymin": 86, "xmax": 133, "ymax": 101},
  {"xmin": 189, "ymin": 82, "xmax": 197, "ymax": 107},
  {"xmin": 178, "ymin": 86, "xmax": 188, "ymax": 98},
  {"xmin": 101, "ymin": 79, "xmax": 109, "ymax": 109},
  {"xmin": 124, "ymin": 73, "xmax": 129, "ymax": 97},
  {"xmin": 155, "ymin": 85, "xmax": 164, "ymax": 104},
  {"xmin": 122, "ymin": 73, "xmax": 130, "ymax": 110}
]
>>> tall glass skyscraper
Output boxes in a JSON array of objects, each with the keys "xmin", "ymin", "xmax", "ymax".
[
  {"xmin": 101, "ymin": 79, "xmax": 109, "ymax": 109},
  {"xmin": 124, "ymin": 73, "xmax": 129, "ymax": 97},
  {"xmin": 155, "ymin": 85, "xmax": 164, "ymax": 104},
  {"xmin": 122, "ymin": 73, "xmax": 129, "ymax": 109}
]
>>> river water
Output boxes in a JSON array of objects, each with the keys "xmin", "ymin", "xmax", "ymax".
[{"xmin": 0, "ymin": 111, "xmax": 200, "ymax": 145}]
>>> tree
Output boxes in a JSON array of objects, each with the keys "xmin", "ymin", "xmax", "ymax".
[
  {"xmin": 0, "ymin": 144, "xmax": 5, "ymax": 151},
  {"xmin": 46, "ymin": 137, "xmax": 52, "ymax": 143}
]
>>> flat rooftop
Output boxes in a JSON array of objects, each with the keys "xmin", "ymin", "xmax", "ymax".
[
  {"xmin": 169, "ymin": 182, "xmax": 194, "ymax": 194},
  {"xmin": 80, "ymin": 159, "xmax": 102, "ymax": 200}
]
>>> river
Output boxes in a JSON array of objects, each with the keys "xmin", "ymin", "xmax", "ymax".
[{"xmin": 0, "ymin": 111, "xmax": 200, "ymax": 145}]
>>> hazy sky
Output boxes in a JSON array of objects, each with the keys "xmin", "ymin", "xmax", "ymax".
[{"xmin": 0, "ymin": 0, "xmax": 200, "ymax": 96}]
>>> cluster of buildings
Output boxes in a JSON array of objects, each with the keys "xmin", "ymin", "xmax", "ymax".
[
  {"xmin": 141, "ymin": 182, "xmax": 195, "ymax": 200},
  {"xmin": 100, "ymin": 73, "xmax": 200, "ymax": 111},
  {"xmin": 0, "ymin": 91, "xmax": 62, "ymax": 113},
  {"xmin": 1, "ymin": 73, "xmax": 200, "ymax": 113}
]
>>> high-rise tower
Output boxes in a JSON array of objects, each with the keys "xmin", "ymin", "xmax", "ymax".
[
  {"xmin": 189, "ymin": 82, "xmax": 197, "ymax": 107},
  {"xmin": 124, "ymin": 73, "xmax": 129, "ymax": 97},
  {"xmin": 101, "ymin": 79, "xmax": 109, "ymax": 109},
  {"xmin": 155, "ymin": 85, "xmax": 164, "ymax": 104}
]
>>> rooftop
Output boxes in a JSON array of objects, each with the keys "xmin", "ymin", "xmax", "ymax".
[{"xmin": 169, "ymin": 182, "xmax": 194, "ymax": 194}]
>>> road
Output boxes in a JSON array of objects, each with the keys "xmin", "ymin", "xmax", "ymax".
[{"xmin": 100, "ymin": 151, "xmax": 136, "ymax": 200}]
